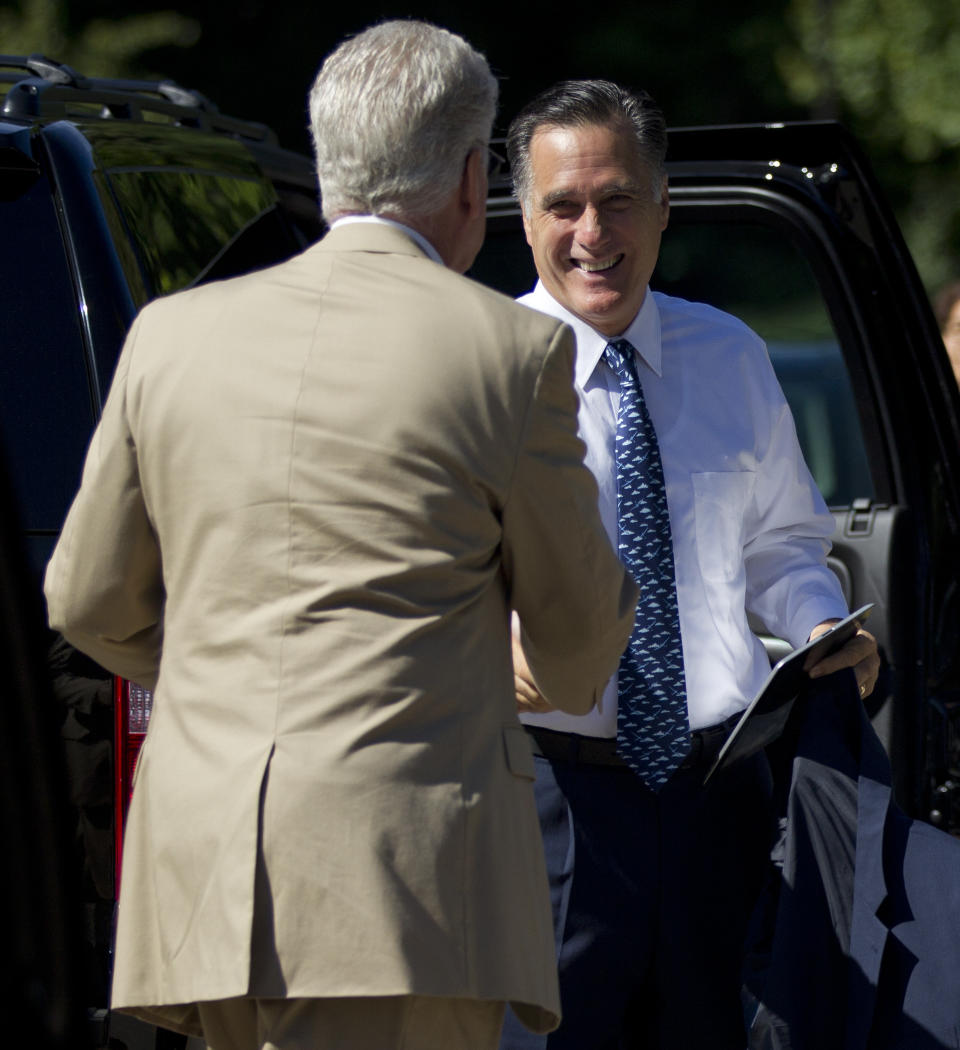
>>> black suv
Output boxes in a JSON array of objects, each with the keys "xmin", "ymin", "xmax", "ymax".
[
  {"xmin": 4, "ymin": 55, "xmax": 960, "ymax": 1050},
  {"xmin": 1, "ymin": 55, "xmax": 322, "ymax": 1050}
]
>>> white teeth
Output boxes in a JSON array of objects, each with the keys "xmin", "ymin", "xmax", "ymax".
[{"xmin": 576, "ymin": 256, "xmax": 621, "ymax": 272}]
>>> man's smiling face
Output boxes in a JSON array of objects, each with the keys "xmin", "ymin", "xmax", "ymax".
[{"xmin": 521, "ymin": 121, "xmax": 669, "ymax": 336}]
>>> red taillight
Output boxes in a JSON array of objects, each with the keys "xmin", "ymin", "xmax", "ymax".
[{"xmin": 113, "ymin": 677, "xmax": 154, "ymax": 892}]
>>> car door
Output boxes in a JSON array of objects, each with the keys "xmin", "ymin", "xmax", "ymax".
[
  {"xmin": 0, "ymin": 439, "xmax": 90, "ymax": 1049},
  {"xmin": 472, "ymin": 121, "xmax": 960, "ymax": 830}
]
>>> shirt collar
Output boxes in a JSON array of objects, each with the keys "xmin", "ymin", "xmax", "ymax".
[
  {"xmin": 524, "ymin": 281, "xmax": 663, "ymax": 386},
  {"xmin": 329, "ymin": 215, "xmax": 444, "ymax": 265}
]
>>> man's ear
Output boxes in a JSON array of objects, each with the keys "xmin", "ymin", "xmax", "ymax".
[
  {"xmin": 461, "ymin": 146, "xmax": 486, "ymax": 218},
  {"xmin": 521, "ymin": 207, "xmax": 534, "ymax": 248},
  {"xmin": 659, "ymin": 176, "xmax": 670, "ymax": 231}
]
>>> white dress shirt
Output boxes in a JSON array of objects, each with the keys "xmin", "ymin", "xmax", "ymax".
[
  {"xmin": 329, "ymin": 214, "xmax": 443, "ymax": 264},
  {"xmin": 519, "ymin": 282, "xmax": 848, "ymax": 734}
]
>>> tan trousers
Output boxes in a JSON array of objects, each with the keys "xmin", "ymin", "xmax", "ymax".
[{"xmin": 197, "ymin": 995, "xmax": 506, "ymax": 1050}]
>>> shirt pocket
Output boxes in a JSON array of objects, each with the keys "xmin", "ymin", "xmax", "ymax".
[{"xmin": 691, "ymin": 471, "xmax": 756, "ymax": 583}]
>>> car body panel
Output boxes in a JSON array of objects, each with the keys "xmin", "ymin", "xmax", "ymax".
[{"xmin": 2, "ymin": 58, "xmax": 324, "ymax": 1048}]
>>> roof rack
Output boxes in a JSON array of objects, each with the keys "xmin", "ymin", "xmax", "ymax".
[{"xmin": 0, "ymin": 54, "xmax": 277, "ymax": 146}]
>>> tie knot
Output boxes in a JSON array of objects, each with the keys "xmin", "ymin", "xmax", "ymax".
[
  {"xmin": 603, "ymin": 339, "xmax": 639, "ymax": 384},
  {"xmin": 605, "ymin": 338, "xmax": 634, "ymax": 361}
]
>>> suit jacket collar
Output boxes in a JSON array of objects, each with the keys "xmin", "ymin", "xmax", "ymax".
[{"xmin": 314, "ymin": 220, "xmax": 438, "ymax": 261}]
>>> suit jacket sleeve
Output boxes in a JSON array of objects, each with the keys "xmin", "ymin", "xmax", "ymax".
[
  {"xmin": 44, "ymin": 314, "xmax": 164, "ymax": 690},
  {"xmin": 501, "ymin": 323, "xmax": 637, "ymax": 715}
]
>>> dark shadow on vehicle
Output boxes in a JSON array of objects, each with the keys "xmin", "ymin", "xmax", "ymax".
[{"xmin": 0, "ymin": 447, "xmax": 90, "ymax": 1048}]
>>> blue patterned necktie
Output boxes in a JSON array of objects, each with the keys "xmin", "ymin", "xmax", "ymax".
[{"xmin": 604, "ymin": 338, "xmax": 690, "ymax": 790}]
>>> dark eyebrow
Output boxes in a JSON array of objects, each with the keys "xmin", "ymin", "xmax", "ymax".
[
  {"xmin": 538, "ymin": 182, "xmax": 647, "ymax": 210},
  {"xmin": 538, "ymin": 188, "xmax": 577, "ymax": 209}
]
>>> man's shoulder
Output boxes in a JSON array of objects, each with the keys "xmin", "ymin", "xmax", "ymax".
[
  {"xmin": 652, "ymin": 290, "xmax": 763, "ymax": 346},
  {"xmin": 464, "ymin": 273, "xmax": 562, "ymax": 322},
  {"xmin": 652, "ymin": 291, "xmax": 784, "ymax": 405},
  {"xmin": 139, "ymin": 249, "xmax": 305, "ymax": 324},
  {"xmin": 425, "ymin": 271, "xmax": 569, "ymax": 352},
  {"xmin": 134, "ymin": 245, "xmax": 567, "ymax": 359}
]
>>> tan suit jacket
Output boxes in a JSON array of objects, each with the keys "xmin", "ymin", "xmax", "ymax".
[{"xmin": 44, "ymin": 223, "xmax": 637, "ymax": 1036}]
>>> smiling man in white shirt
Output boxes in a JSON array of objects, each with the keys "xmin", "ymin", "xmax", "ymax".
[{"xmin": 499, "ymin": 80, "xmax": 880, "ymax": 1050}]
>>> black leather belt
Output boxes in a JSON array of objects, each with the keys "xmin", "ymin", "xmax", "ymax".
[{"xmin": 526, "ymin": 712, "xmax": 742, "ymax": 774}]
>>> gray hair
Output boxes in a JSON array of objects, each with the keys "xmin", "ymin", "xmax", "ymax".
[
  {"xmin": 507, "ymin": 79, "xmax": 667, "ymax": 209},
  {"xmin": 309, "ymin": 20, "xmax": 498, "ymax": 223}
]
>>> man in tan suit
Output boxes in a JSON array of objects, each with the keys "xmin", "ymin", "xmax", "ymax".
[{"xmin": 43, "ymin": 21, "xmax": 637, "ymax": 1050}]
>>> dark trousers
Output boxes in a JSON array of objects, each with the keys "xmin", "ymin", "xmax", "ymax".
[{"xmin": 499, "ymin": 743, "xmax": 774, "ymax": 1050}]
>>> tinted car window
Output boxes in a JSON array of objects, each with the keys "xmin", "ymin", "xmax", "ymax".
[
  {"xmin": 105, "ymin": 170, "xmax": 278, "ymax": 297},
  {"xmin": 0, "ymin": 169, "xmax": 94, "ymax": 552},
  {"xmin": 83, "ymin": 126, "xmax": 299, "ymax": 301}
]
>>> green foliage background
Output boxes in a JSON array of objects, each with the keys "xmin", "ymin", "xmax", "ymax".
[
  {"xmin": 776, "ymin": 0, "xmax": 960, "ymax": 290},
  {"xmin": 3, "ymin": 0, "xmax": 959, "ymax": 292},
  {"xmin": 0, "ymin": 0, "xmax": 198, "ymax": 77}
]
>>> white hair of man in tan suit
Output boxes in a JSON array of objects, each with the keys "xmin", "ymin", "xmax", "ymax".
[{"xmin": 44, "ymin": 19, "xmax": 638, "ymax": 1050}]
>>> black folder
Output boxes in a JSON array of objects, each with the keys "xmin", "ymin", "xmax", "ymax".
[{"xmin": 703, "ymin": 603, "xmax": 875, "ymax": 784}]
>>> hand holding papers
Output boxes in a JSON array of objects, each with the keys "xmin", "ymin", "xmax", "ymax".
[{"xmin": 704, "ymin": 604, "xmax": 875, "ymax": 784}]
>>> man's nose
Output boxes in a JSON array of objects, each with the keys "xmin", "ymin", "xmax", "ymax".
[{"xmin": 574, "ymin": 205, "xmax": 606, "ymax": 245}]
